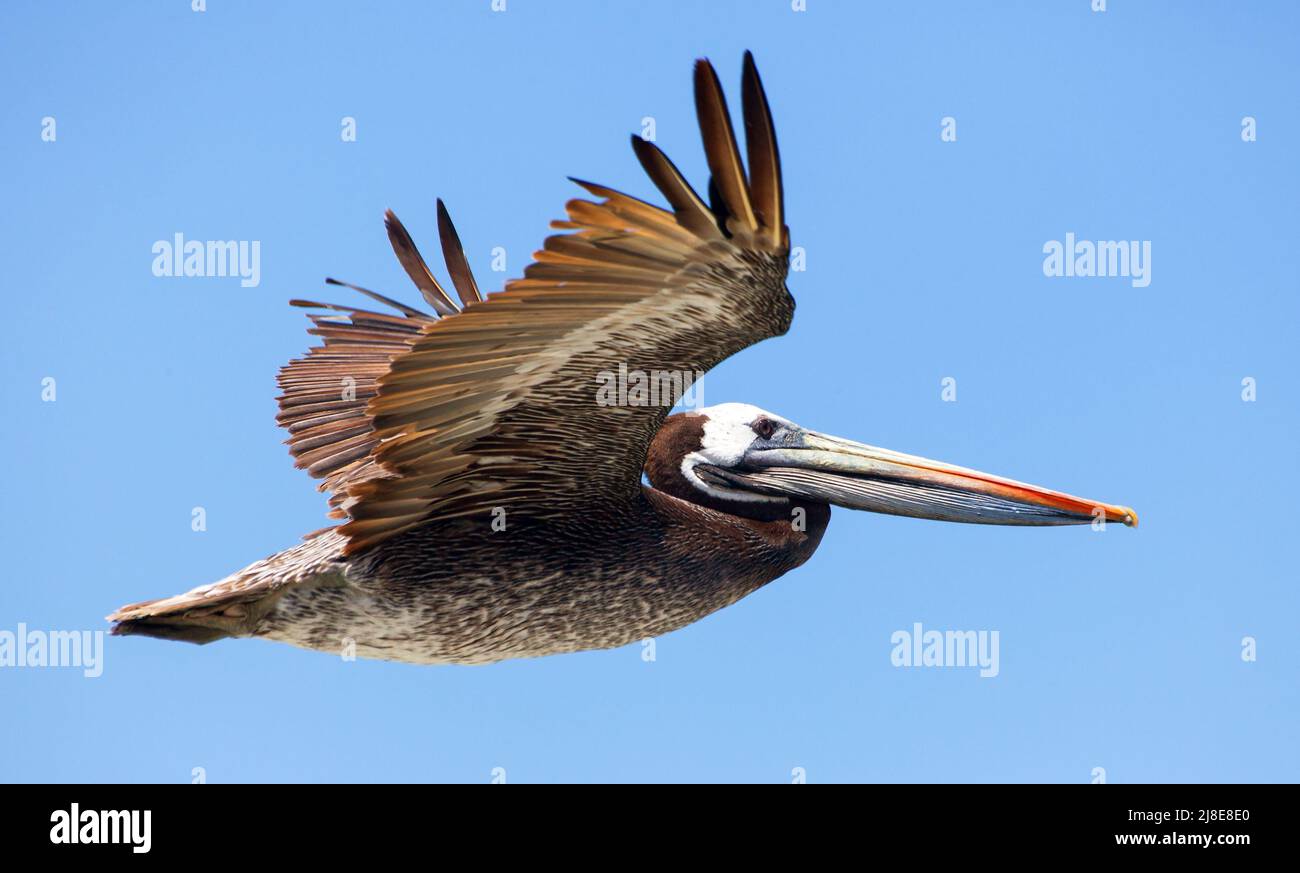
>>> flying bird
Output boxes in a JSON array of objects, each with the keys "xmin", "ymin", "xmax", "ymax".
[{"xmin": 110, "ymin": 53, "xmax": 1136, "ymax": 665}]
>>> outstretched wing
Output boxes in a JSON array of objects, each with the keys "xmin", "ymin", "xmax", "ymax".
[{"xmin": 278, "ymin": 53, "xmax": 793, "ymax": 555}]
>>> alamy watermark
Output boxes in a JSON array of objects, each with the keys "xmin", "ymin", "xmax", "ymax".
[
  {"xmin": 890, "ymin": 622, "xmax": 999, "ymax": 678},
  {"xmin": 0, "ymin": 623, "xmax": 104, "ymax": 678},
  {"xmin": 152, "ymin": 233, "xmax": 261, "ymax": 287},
  {"xmin": 50, "ymin": 804, "xmax": 150, "ymax": 853},
  {"xmin": 1042, "ymin": 232, "xmax": 1150, "ymax": 288},
  {"xmin": 595, "ymin": 362, "xmax": 705, "ymax": 408}
]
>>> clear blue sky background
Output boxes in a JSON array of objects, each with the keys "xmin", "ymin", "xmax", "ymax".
[{"xmin": 2, "ymin": 1, "xmax": 1296, "ymax": 783}]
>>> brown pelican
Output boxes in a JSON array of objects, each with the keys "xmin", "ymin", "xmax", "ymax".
[{"xmin": 109, "ymin": 53, "xmax": 1136, "ymax": 665}]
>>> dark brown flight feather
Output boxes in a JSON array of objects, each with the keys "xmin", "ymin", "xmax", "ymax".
[
  {"xmin": 693, "ymin": 58, "xmax": 758, "ymax": 234},
  {"xmin": 323, "ymin": 277, "xmax": 428, "ymax": 319},
  {"xmin": 383, "ymin": 209, "xmax": 459, "ymax": 316},
  {"xmin": 741, "ymin": 50, "xmax": 784, "ymax": 248},
  {"xmin": 629, "ymin": 136, "xmax": 721, "ymax": 240},
  {"xmin": 436, "ymin": 198, "xmax": 483, "ymax": 307}
]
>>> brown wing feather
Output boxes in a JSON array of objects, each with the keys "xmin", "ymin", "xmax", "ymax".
[
  {"xmin": 383, "ymin": 210, "xmax": 459, "ymax": 315},
  {"xmin": 693, "ymin": 58, "xmax": 758, "ymax": 235},
  {"xmin": 741, "ymin": 50, "xmax": 785, "ymax": 248},
  {"xmin": 629, "ymin": 137, "xmax": 722, "ymax": 240},
  {"xmin": 436, "ymin": 198, "xmax": 484, "ymax": 306},
  {"xmin": 276, "ymin": 296, "xmax": 434, "ymax": 515}
]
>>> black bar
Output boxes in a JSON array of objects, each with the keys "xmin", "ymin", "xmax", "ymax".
[{"xmin": 1, "ymin": 784, "xmax": 1280, "ymax": 855}]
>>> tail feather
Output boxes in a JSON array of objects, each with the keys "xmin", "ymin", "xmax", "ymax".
[
  {"xmin": 108, "ymin": 529, "xmax": 349, "ymax": 644},
  {"xmin": 110, "ymin": 619, "xmax": 232, "ymax": 645}
]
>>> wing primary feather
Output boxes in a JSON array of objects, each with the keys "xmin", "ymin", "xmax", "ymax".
[
  {"xmin": 323, "ymin": 277, "xmax": 429, "ymax": 319},
  {"xmin": 629, "ymin": 135, "xmax": 721, "ymax": 239},
  {"xmin": 435, "ymin": 199, "xmax": 484, "ymax": 306},
  {"xmin": 741, "ymin": 50, "xmax": 784, "ymax": 248},
  {"xmin": 693, "ymin": 58, "xmax": 758, "ymax": 233},
  {"xmin": 383, "ymin": 209, "xmax": 460, "ymax": 316}
]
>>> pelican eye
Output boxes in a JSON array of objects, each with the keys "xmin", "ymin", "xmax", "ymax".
[{"xmin": 751, "ymin": 418, "xmax": 777, "ymax": 440}]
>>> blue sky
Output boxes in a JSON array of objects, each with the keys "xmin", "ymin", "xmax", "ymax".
[{"xmin": 2, "ymin": 0, "xmax": 1296, "ymax": 783}]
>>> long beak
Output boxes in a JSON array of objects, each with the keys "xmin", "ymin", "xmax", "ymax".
[{"xmin": 702, "ymin": 431, "xmax": 1137, "ymax": 527}]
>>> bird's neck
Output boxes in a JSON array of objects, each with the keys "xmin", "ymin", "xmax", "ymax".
[{"xmin": 642, "ymin": 485, "xmax": 830, "ymax": 569}]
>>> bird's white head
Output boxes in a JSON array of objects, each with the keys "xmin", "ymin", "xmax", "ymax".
[{"xmin": 679, "ymin": 403, "xmax": 796, "ymax": 502}]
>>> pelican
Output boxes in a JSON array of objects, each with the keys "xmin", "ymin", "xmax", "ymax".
[{"xmin": 110, "ymin": 54, "xmax": 1136, "ymax": 665}]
